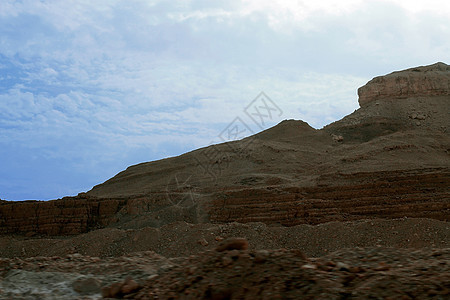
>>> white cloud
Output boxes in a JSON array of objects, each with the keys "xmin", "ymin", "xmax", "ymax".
[
  {"xmin": 390, "ymin": 0, "xmax": 450, "ymax": 14},
  {"xmin": 0, "ymin": 0, "xmax": 448, "ymax": 199}
]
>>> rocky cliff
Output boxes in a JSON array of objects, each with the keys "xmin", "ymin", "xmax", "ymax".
[
  {"xmin": 358, "ymin": 62, "xmax": 450, "ymax": 107},
  {"xmin": 1, "ymin": 63, "xmax": 449, "ymax": 236},
  {"xmin": 0, "ymin": 196, "xmax": 128, "ymax": 235}
]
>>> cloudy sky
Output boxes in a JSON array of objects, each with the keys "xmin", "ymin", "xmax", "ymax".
[{"xmin": 1, "ymin": 0, "xmax": 449, "ymax": 200}]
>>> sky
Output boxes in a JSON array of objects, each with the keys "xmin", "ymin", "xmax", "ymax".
[{"xmin": 0, "ymin": 0, "xmax": 449, "ymax": 200}]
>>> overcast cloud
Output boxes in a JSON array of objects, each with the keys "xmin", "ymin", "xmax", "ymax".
[{"xmin": 0, "ymin": 0, "xmax": 449, "ymax": 200}]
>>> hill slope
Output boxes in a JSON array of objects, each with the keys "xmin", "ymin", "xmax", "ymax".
[{"xmin": 0, "ymin": 62, "xmax": 449, "ymax": 235}]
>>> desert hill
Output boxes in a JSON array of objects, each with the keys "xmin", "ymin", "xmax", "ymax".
[
  {"xmin": 0, "ymin": 63, "xmax": 449, "ymax": 299},
  {"xmin": 64, "ymin": 62, "xmax": 450, "ymax": 226},
  {"xmin": 0, "ymin": 62, "xmax": 449, "ymax": 236}
]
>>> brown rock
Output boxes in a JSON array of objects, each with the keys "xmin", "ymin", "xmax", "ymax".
[
  {"xmin": 101, "ymin": 286, "xmax": 111, "ymax": 298},
  {"xmin": 216, "ymin": 238, "xmax": 249, "ymax": 252},
  {"xmin": 222, "ymin": 256, "xmax": 233, "ymax": 266},
  {"xmin": 121, "ymin": 277, "xmax": 140, "ymax": 294},
  {"xmin": 290, "ymin": 249, "xmax": 307, "ymax": 259},
  {"xmin": 254, "ymin": 250, "xmax": 269, "ymax": 263},
  {"xmin": 358, "ymin": 62, "xmax": 450, "ymax": 107},
  {"xmin": 325, "ymin": 261, "xmax": 336, "ymax": 267},
  {"xmin": 198, "ymin": 238, "xmax": 209, "ymax": 246},
  {"xmin": 336, "ymin": 262, "xmax": 350, "ymax": 271},
  {"xmin": 228, "ymin": 249, "xmax": 240, "ymax": 258},
  {"xmin": 72, "ymin": 277, "xmax": 101, "ymax": 295},
  {"xmin": 349, "ymin": 266, "xmax": 364, "ymax": 273},
  {"xmin": 109, "ymin": 282, "xmax": 124, "ymax": 298},
  {"xmin": 375, "ymin": 262, "xmax": 390, "ymax": 271},
  {"xmin": 331, "ymin": 134, "xmax": 344, "ymax": 142},
  {"xmin": 318, "ymin": 264, "xmax": 333, "ymax": 271}
]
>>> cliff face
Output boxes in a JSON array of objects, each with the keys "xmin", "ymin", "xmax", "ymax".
[
  {"xmin": 2, "ymin": 168, "xmax": 448, "ymax": 236},
  {"xmin": 1, "ymin": 63, "xmax": 449, "ymax": 236},
  {"xmin": 358, "ymin": 62, "xmax": 450, "ymax": 107},
  {"xmin": 207, "ymin": 169, "xmax": 450, "ymax": 226},
  {"xmin": 0, "ymin": 197, "xmax": 127, "ymax": 235}
]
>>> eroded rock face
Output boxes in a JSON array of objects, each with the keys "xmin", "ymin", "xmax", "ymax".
[
  {"xmin": 358, "ymin": 62, "xmax": 450, "ymax": 107},
  {"xmin": 0, "ymin": 197, "xmax": 127, "ymax": 235}
]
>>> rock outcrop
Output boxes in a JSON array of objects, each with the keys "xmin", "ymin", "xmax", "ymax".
[
  {"xmin": 0, "ymin": 196, "xmax": 127, "ymax": 235},
  {"xmin": 358, "ymin": 62, "xmax": 450, "ymax": 107},
  {"xmin": 207, "ymin": 169, "xmax": 450, "ymax": 226}
]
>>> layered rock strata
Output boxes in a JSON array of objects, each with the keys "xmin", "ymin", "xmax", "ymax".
[{"xmin": 358, "ymin": 62, "xmax": 450, "ymax": 107}]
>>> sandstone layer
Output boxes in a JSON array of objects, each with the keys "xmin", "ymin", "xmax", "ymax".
[
  {"xmin": 0, "ymin": 196, "xmax": 127, "ymax": 235},
  {"xmin": 358, "ymin": 62, "xmax": 450, "ymax": 107}
]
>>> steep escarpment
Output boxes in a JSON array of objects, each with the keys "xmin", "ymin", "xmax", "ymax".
[
  {"xmin": 358, "ymin": 62, "xmax": 450, "ymax": 107},
  {"xmin": 325, "ymin": 62, "xmax": 450, "ymax": 141},
  {"xmin": 0, "ymin": 196, "xmax": 128, "ymax": 235}
]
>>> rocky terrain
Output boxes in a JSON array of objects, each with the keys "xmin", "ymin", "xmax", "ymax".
[
  {"xmin": 0, "ymin": 62, "xmax": 449, "ymax": 299},
  {"xmin": 1, "ymin": 240, "xmax": 449, "ymax": 299}
]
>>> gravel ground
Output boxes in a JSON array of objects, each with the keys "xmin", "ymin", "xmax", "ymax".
[
  {"xmin": 0, "ymin": 251, "xmax": 173, "ymax": 299},
  {"xmin": 0, "ymin": 218, "xmax": 448, "ymax": 259},
  {"xmin": 0, "ymin": 243, "xmax": 448, "ymax": 299},
  {"xmin": 0, "ymin": 218, "xmax": 448, "ymax": 299}
]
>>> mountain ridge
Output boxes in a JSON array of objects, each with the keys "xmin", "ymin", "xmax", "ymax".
[{"xmin": 0, "ymin": 62, "xmax": 449, "ymax": 236}]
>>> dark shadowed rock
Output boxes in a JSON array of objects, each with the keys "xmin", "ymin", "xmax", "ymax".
[
  {"xmin": 216, "ymin": 238, "xmax": 249, "ymax": 252},
  {"xmin": 72, "ymin": 277, "xmax": 101, "ymax": 295}
]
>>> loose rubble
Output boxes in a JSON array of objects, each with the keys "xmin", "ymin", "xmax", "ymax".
[{"xmin": 0, "ymin": 239, "xmax": 448, "ymax": 299}]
